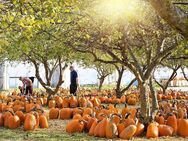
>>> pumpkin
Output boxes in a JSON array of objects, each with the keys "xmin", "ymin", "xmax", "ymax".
[
  {"xmin": 120, "ymin": 95, "xmax": 126, "ymax": 103},
  {"xmin": 73, "ymin": 114, "xmax": 82, "ymax": 120},
  {"xmin": 55, "ymin": 96, "xmax": 63, "ymax": 108},
  {"xmin": 15, "ymin": 110, "xmax": 25, "ymax": 123},
  {"xmin": 121, "ymin": 103, "xmax": 129, "ymax": 117},
  {"xmin": 72, "ymin": 108, "xmax": 83, "ymax": 116},
  {"xmin": 105, "ymin": 118, "xmax": 118, "ymax": 138},
  {"xmin": 25, "ymin": 103, "xmax": 35, "ymax": 113},
  {"xmin": 120, "ymin": 125, "xmax": 137, "ymax": 140},
  {"xmin": 94, "ymin": 118, "xmax": 108, "ymax": 137},
  {"xmin": 93, "ymin": 98, "xmax": 101, "ymax": 107},
  {"xmin": 123, "ymin": 113, "xmax": 135, "ymax": 128},
  {"xmin": 3, "ymin": 111, "xmax": 13, "ymax": 127},
  {"xmin": 158, "ymin": 125, "xmax": 173, "ymax": 136},
  {"xmin": 0, "ymin": 113, "xmax": 3, "ymax": 126},
  {"xmin": 66, "ymin": 119, "xmax": 85, "ymax": 133},
  {"xmin": 62, "ymin": 97, "xmax": 70, "ymax": 108},
  {"xmin": 82, "ymin": 108, "xmax": 93, "ymax": 116},
  {"xmin": 117, "ymin": 122, "xmax": 125, "ymax": 136},
  {"xmin": 134, "ymin": 122, "xmax": 145, "ymax": 137},
  {"xmin": 146, "ymin": 122, "xmax": 159, "ymax": 138},
  {"xmin": 8, "ymin": 112, "xmax": 20, "ymax": 129},
  {"xmin": 127, "ymin": 97, "xmax": 137, "ymax": 105},
  {"xmin": 166, "ymin": 113, "xmax": 177, "ymax": 134},
  {"xmin": 48, "ymin": 99, "xmax": 56, "ymax": 108},
  {"xmin": 39, "ymin": 114, "xmax": 48, "ymax": 128},
  {"xmin": 88, "ymin": 119, "xmax": 98, "ymax": 136},
  {"xmin": 0, "ymin": 103, "xmax": 6, "ymax": 112},
  {"xmin": 111, "ymin": 113, "xmax": 121, "ymax": 125},
  {"xmin": 155, "ymin": 114, "xmax": 165, "ymax": 124},
  {"xmin": 24, "ymin": 113, "xmax": 37, "ymax": 131},
  {"xmin": 49, "ymin": 108, "xmax": 59, "ymax": 119},
  {"xmin": 177, "ymin": 118, "xmax": 188, "ymax": 137},
  {"xmin": 59, "ymin": 108, "xmax": 72, "ymax": 120},
  {"xmin": 69, "ymin": 96, "xmax": 78, "ymax": 108},
  {"xmin": 86, "ymin": 117, "xmax": 97, "ymax": 131},
  {"xmin": 79, "ymin": 97, "xmax": 87, "ymax": 107},
  {"xmin": 30, "ymin": 111, "xmax": 40, "ymax": 129}
]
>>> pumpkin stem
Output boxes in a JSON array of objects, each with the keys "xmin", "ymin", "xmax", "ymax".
[
  {"xmin": 110, "ymin": 113, "xmax": 122, "ymax": 119},
  {"xmin": 124, "ymin": 112, "xmax": 131, "ymax": 119}
]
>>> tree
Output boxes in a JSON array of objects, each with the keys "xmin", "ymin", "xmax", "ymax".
[
  {"xmin": 79, "ymin": 54, "xmax": 115, "ymax": 91},
  {"xmin": 69, "ymin": 0, "xmax": 183, "ymax": 123},
  {"xmin": 154, "ymin": 64, "xmax": 181, "ymax": 94},
  {"xmin": 114, "ymin": 64, "xmax": 136, "ymax": 98},
  {"xmin": 95, "ymin": 63, "xmax": 114, "ymax": 91},
  {"xmin": 0, "ymin": 0, "xmax": 81, "ymax": 96},
  {"xmin": 149, "ymin": 0, "xmax": 188, "ymax": 38}
]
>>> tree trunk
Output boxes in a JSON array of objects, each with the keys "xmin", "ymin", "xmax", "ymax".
[
  {"xmin": 115, "ymin": 68, "xmax": 124, "ymax": 98},
  {"xmin": 98, "ymin": 76, "xmax": 105, "ymax": 91},
  {"xmin": 181, "ymin": 67, "xmax": 188, "ymax": 81},
  {"xmin": 162, "ymin": 87, "xmax": 167, "ymax": 95},
  {"xmin": 138, "ymin": 80, "xmax": 151, "ymax": 125},
  {"xmin": 149, "ymin": 77, "xmax": 159, "ymax": 120}
]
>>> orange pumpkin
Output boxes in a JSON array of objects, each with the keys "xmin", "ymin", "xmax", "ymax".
[
  {"xmin": 120, "ymin": 125, "xmax": 137, "ymax": 139},
  {"xmin": 86, "ymin": 117, "xmax": 97, "ymax": 131},
  {"xmin": 24, "ymin": 113, "xmax": 37, "ymax": 131},
  {"xmin": 166, "ymin": 113, "xmax": 177, "ymax": 134},
  {"xmin": 8, "ymin": 113, "xmax": 20, "ymax": 129},
  {"xmin": 66, "ymin": 119, "xmax": 85, "ymax": 133},
  {"xmin": 155, "ymin": 114, "xmax": 165, "ymax": 124},
  {"xmin": 48, "ymin": 99, "xmax": 56, "ymax": 108},
  {"xmin": 177, "ymin": 118, "xmax": 188, "ymax": 137},
  {"xmin": 73, "ymin": 114, "xmax": 82, "ymax": 120},
  {"xmin": 158, "ymin": 125, "xmax": 173, "ymax": 136},
  {"xmin": 121, "ymin": 103, "xmax": 129, "ymax": 117},
  {"xmin": 69, "ymin": 96, "xmax": 78, "ymax": 108},
  {"xmin": 105, "ymin": 118, "xmax": 118, "ymax": 138},
  {"xmin": 15, "ymin": 110, "xmax": 25, "ymax": 123},
  {"xmin": 82, "ymin": 108, "xmax": 93, "ymax": 116},
  {"xmin": 134, "ymin": 122, "xmax": 145, "ymax": 137},
  {"xmin": 62, "ymin": 97, "xmax": 70, "ymax": 108},
  {"xmin": 0, "ymin": 113, "xmax": 3, "ymax": 126},
  {"xmin": 55, "ymin": 96, "xmax": 63, "ymax": 108},
  {"xmin": 49, "ymin": 108, "xmax": 59, "ymax": 119},
  {"xmin": 3, "ymin": 111, "xmax": 12, "ymax": 127},
  {"xmin": 94, "ymin": 118, "xmax": 108, "ymax": 137},
  {"xmin": 146, "ymin": 122, "xmax": 159, "ymax": 138},
  {"xmin": 88, "ymin": 119, "xmax": 98, "ymax": 136},
  {"xmin": 39, "ymin": 114, "xmax": 48, "ymax": 128},
  {"xmin": 59, "ymin": 108, "xmax": 73, "ymax": 120}
]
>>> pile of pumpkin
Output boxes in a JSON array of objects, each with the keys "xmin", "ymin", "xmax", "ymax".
[
  {"xmin": 157, "ymin": 91, "xmax": 188, "ymax": 101},
  {"xmin": 64, "ymin": 102, "xmax": 188, "ymax": 139},
  {"xmin": 0, "ymin": 93, "xmax": 49, "ymax": 131}
]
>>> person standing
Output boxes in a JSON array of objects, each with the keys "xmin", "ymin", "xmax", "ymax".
[
  {"xmin": 70, "ymin": 66, "xmax": 79, "ymax": 96},
  {"xmin": 19, "ymin": 77, "xmax": 33, "ymax": 95}
]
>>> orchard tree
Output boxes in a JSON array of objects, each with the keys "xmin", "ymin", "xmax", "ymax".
[
  {"xmin": 79, "ymin": 54, "xmax": 115, "ymax": 91},
  {"xmin": 0, "ymin": 0, "xmax": 81, "ymax": 96},
  {"xmin": 154, "ymin": 64, "xmax": 181, "ymax": 95},
  {"xmin": 113, "ymin": 64, "xmax": 136, "ymax": 98},
  {"xmin": 68, "ymin": 0, "xmax": 183, "ymax": 123}
]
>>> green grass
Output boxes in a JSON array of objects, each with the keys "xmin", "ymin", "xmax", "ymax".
[{"xmin": 0, "ymin": 128, "xmax": 99, "ymax": 141}]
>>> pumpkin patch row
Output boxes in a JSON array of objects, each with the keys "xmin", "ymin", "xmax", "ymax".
[
  {"xmin": 65, "ymin": 109, "xmax": 188, "ymax": 139},
  {"xmin": 0, "ymin": 109, "xmax": 48, "ymax": 131}
]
